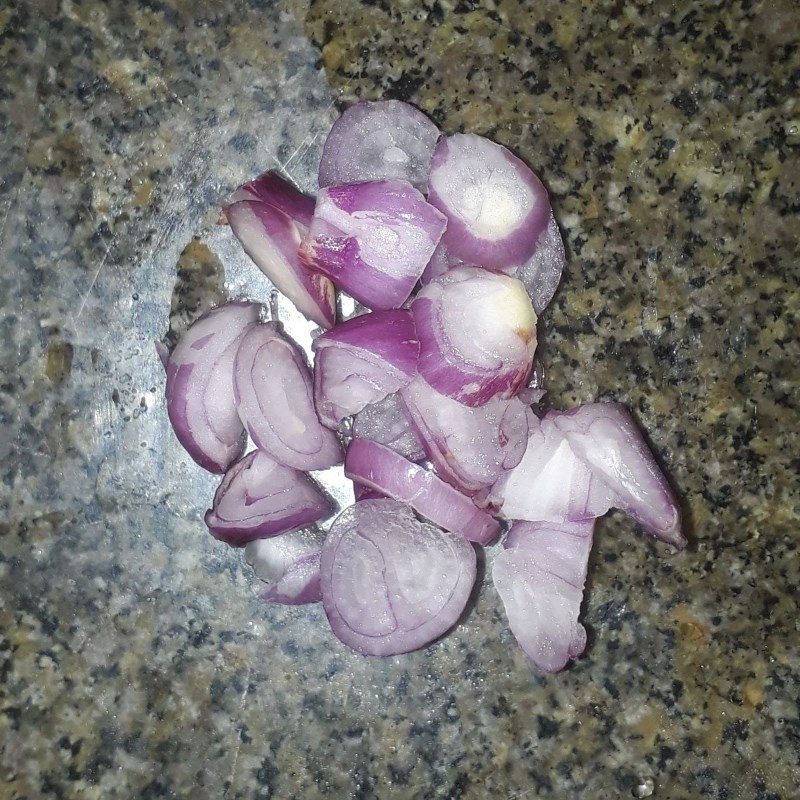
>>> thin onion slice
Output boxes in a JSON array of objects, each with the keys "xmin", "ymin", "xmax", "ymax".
[
  {"xmin": 516, "ymin": 357, "xmax": 546, "ymax": 405},
  {"xmin": 320, "ymin": 499, "xmax": 476, "ymax": 656},
  {"xmin": 345, "ymin": 438, "xmax": 501, "ymax": 545},
  {"xmin": 311, "ymin": 309, "xmax": 419, "ymax": 428},
  {"xmin": 400, "ymin": 376, "xmax": 532, "ymax": 495},
  {"xmin": 493, "ymin": 520, "xmax": 594, "ymax": 673},
  {"xmin": 427, "ymin": 134, "xmax": 550, "ymax": 270},
  {"xmin": 412, "ymin": 267, "xmax": 537, "ymax": 407},
  {"xmin": 205, "ymin": 450, "xmax": 334, "ymax": 546},
  {"xmin": 352, "ymin": 393, "xmax": 427, "ymax": 462},
  {"xmin": 226, "ymin": 174, "xmax": 335, "ymax": 329},
  {"xmin": 299, "ymin": 180, "xmax": 447, "ymax": 311},
  {"xmin": 244, "ymin": 527, "xmax": 325, "ymax": 604},
  {"xmin": 165, "ymin": 301, "xmax": 260, "ymax": 473},
  {"xmin": 233, "ymin": 323, "xmax": 343, "ymax": 470},
  {"xmin": 420, "ymin": 241, "xmax": 466, "ymax": 285},
  {"xmin": 551, "ymin": 404, "xmax": 685, "ymax": 548},
  {"xmin": 319, "ymin": 100, "xmax": 440, "ymax": 192},
  {"xmin": 514, "ymin": 212, "xmax": 566, "ymax": 314}
]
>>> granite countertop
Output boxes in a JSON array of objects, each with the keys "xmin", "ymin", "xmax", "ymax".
[{"xmin": 2, "ymin": 0, "xmax": 798, "ymax": 797}]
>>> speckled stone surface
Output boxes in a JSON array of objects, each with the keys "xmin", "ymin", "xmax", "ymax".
[{"xmin": 2, "ymin": 0, "xmax": 798, "ymax": 798}]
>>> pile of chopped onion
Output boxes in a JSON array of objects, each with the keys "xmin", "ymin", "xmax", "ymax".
[{"xmin": 158, "ymin": 99, "xmax": 684, "ymax": 672}]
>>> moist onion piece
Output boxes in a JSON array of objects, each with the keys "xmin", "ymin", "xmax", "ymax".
[
  {"xmin": 427, "ymin": 134, "xmax": 550, "ymax": 270},
  {"xmin": 299, "ymin": 180, "xmax": 447, "ymax": 311},
  {"xmin": 228, "ymin": 169, "xmax": 315, "ymax": 228},
  {"xmin": 517, "ymin": 357, "xmax": 546, "ymax": 405},
  {"xmin": 165, "ymin": 301, "xmax": 261, "ymax": 473},
  {"xmin": 490, "ymin": 413, "xmax": 616, "ymax": 523},
  {"xmin": 345, "ymin": 438, "xmax": 501, "ymax": 545},
  {"xmin": 419, "ymin": 241, "xmax": 466, "ymax": 285},
  {"xmin": 400, "ymin": 376, "xmax": 532, "ymax": 495},
  {"xmin": 205, "ymin": 450, "xmax": 334, "ymax": 546},
  {"xmin": 493, "ymin": 520, "xmax": 594, "ymax": 673},
  {"xmin": 412, "ymin": 267, "xmax": 537, "ymax": 407},
  {"xmin": 244, "ymin": 527, "xmax": 325, "ymax": 604},
  {"xmin": 319, "ymin": 100, "xmax": 440, "ymax": 192},
  {"xmin": 233, "ymin": 323, "xmax": 343, "ymax": 470},
  {"xmin": 514, "ymin": 212, "xmax": 566, "ymax": 315},
  {"xmin": 312, "ymin": 309, "xmax": 419, "ymax": 428},
  {"xmin": 320, "ymin": 499, "xmax": 477, "ymax": 656},
  {"xmin": 226, "ymin": 179, "xmax": 336, "ymax": 329},
  {"xmin": 551, "ymin": 403, "xmax": 685, "ymax": 548},
  {"xmin": 352, "ymin": 392, "xmax": 427, "ymax": 461}
]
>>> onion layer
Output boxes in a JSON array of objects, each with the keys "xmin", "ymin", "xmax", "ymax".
[
  {"xmin": 352, "ymin": 393, "xmax": 427, "ymax": 462},
  {"xmin": 244, "ymin": 527, "xmax": 326, "ymax": 604},
  {"xmin": 400, "ymin": 376, "xmax": 532, "ymax": 495},
  {"xmin": 551, "ymin": 404, "xmax": 685, "ymax": 548},
  {"xmin": 300, "ymin": 180, "xmax": 447, "ymax": 311},
  {"xmin": 427, "ymin": 134, "xmax": 550, "ymax": 270},
  {"xmin": 205, "ymin": 450, "xmax": 333, "ymax": 546},
  {"xmin": 165, "ymin": 302, "xmax": 260, "ymax": 473},
  {"xmin": 345, "ymin": 438, "xmax": 501, "ymax": 545},
  {"xmin": 493, "ymin": 520, "xmax": 594, "ymax": 673},
  {"xmin": 320, "ymin": 499, "xmax": 476, "ymax": 656},
  {"xmin": 233, "ymin": 323, "xmax": 343, "ymax": 470},
  {"xmin": 312, "ymin": 309, "xmax": 419, "ymax": 428},
  {"xmin": 319, "ymin": 100, "xmax": 440, "ymax": 192},
  {"xmin": 412, "ymin": 267, "xmax": 537, "ymax": 407},
  {"xmin": 226, "ymin": 172, "xmax": 335, "ymax": 329},
  {"xmin": 514, "ymin": 212, "xmax": 566, "ymax": 314}
]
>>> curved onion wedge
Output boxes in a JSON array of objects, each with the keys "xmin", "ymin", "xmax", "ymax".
[
  {"xmin": 352, "ymin": 393, "xmax": 427, "ymax": 462},
  {"xmin": 515, "ymin": 212, "xmax": 566, "ymax": 314}
]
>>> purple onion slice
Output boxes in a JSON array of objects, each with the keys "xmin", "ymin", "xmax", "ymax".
[
  {"xmin": 226, "ymin": 173, "xmax": 336, "ymax": 329},
  {"xmin": 412, "ymin": 267, "xmax": 537, "ymax": 407},
  {"xmin": 233, "ymin": 323, "xmax": 343, "ymax": 470},
  {"xmin": 551, "ymin": 404, "xmax": 685, "ymax": 548},
  {"xmin": 320, "ymin": 499, "xmax": 476, "ymax": 656},
  {"xmin": 400, "ymin": 376, "xmax": 532, "ymax": 495},
  {"xmin": 515, "ymin": 212, "xmax": 566, "ymax": 314},
  {"xmin": 319, "ymin": 100, "xmax": 440, "ymax": 192},
  {"xmin": 419, "ymin": 241, "xmax": 466, "ymax": 285},
  {"xmin": 427, "ymin": 134, "xmax": 550, "ymax": 270},
  {"xmin": 345, "ymin": 438, "xmax": 501, "ymax": 545},
  {"xmin": 300, "ymin": 180, "xmax": 447, "ymax": 311},
  {"xmin": 244, "ymin": 527, "xmax": 326, "ymax": 604},
  {"xmin": 352, "ymin": 392, "xmax": 427, "ymax": 462},
  {"xmin": 205, "ymin": 450, "xmax": 334, "ymax": 546},
  {"xmin": 312, "ymin": 309, "xmax": 419, "ymax": 428},
  {"xmin": 493, "ymin": 520, "xmax": 594, "ymax": 673},
  {"xmin": 165, "ymin": 301, "xmax": 261, "ymax": 473}
]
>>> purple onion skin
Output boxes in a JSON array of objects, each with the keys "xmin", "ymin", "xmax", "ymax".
[
  {"xmin": 231, "ymin": 170, "xmax": 315, "ymax": 228},
  {"xmin": 427, "ymin": 134, "xmax": 550, "ymax": 271}
]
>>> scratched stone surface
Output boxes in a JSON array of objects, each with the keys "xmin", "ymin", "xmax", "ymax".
[{"xmin": 1, "ymin": 0, "xmax": 798, "ymax": 798}]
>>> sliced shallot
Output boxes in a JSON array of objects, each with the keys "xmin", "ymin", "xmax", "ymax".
[
  {"xmin": 400, "ymin": 376, "xmax": 532, "ymax": 495},
  {"xmin": 318, "ymin": 100, "xmax": 440, "ymax": 192},
  {"xmin": 551, "ymin": 404, "xmax": 685, "ymax": 548},
  {"xmin": 412, "ymin": 267, "xmax": 537, "ymax": 407},
  {"xmin": 427, "ymin": 134, "xmax": 550, "ymax": 270},
  {"xmin": 352, "ymin": 393, "xmax": 427, "ymax": 462},
  {"xmin": 165, "ymin": 301, "xmax": 260, "ymax": 473},
  {"xmin": 345, "ymin": 438, "xmax": 501, "ymax": 545},
  {"xmin": 514, "ymin": 212, "xmax": 566, "ymax": 314},
  {"xmin": 244, "ymin": 527, "xmax": 326, "ymax": 604},
  {"xmin": 312, "ymin": 309, "xmax": 419, "ymax": 429},
  {"xmin": 226, "ymin": 172, "xmax": 335, "ymax": 329},
  {"xmin": 205, "ymin": 450, "xmax": 334, "ymax": 546},
  {"xmin": 493, "ymin": 520, "xmax": 594, "ymax": 673},
  {"xmin": 299, "ymin": 180, "xmax": 447, "ymax": 311},
  {"xmin": 320, "ymin": 499, "xmax": 476, "ymax": 656},
  {"xmin": 233, "ymin": 323, "xmax": 343, "ymax": 470}
]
